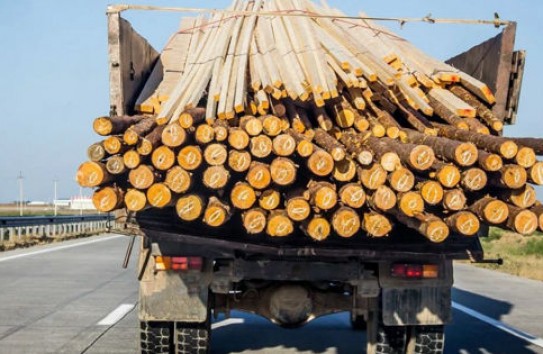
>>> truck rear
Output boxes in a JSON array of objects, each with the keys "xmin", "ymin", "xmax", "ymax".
[{"xmin": 99, "ymin": 4, "xmax": 526, "ymax": 354}]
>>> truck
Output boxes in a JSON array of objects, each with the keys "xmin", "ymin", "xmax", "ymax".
[{"xmin": 105, "ymin": 5, "xmax": 525, "ymax": 354}]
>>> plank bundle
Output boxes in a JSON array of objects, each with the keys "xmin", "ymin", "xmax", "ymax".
[{"xmin": 78, "ymin": 0, "xmax": 543, "ymax": 243}]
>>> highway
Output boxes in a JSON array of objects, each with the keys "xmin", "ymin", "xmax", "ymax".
[{"xmin": 0, "ymin": 234, "xmax": 542, "ymax": 354}]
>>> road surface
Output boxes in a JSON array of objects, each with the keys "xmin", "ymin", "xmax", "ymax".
[{"xmin": 0, "ymin": 234, "xmax": 542, "ymax": 354}]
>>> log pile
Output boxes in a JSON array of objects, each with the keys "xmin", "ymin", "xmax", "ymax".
[{"xmin": 77, "ymin": 0, "xmax": 543, "ymax": 243}]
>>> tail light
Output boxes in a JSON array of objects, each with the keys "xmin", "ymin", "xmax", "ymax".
[
  {"xmin": 155, "ymin": 256, "xmax": 203, "ymax": 271},
  {"xmin": 391, "ymin": 263, "xmax": 439, "ymax": 279}
]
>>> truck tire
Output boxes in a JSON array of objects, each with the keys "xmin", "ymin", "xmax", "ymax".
[
  {"xmin": 350, "ymin": 314, "xmax": 367, "ymax": 331},
  {"xmin": 175, "ymin": 322, "xmax": 210, "ymax": 354},
  {"xmin": 406, "ymin": 326, "xmax": 445, "ymax": 354},
  {"xmin": 140, "ymin": 321, "xmax": 173, "ymax": 354},
  {"xmin": 375, "ymin": 324, "xmax": 407, "ymax": 354}
]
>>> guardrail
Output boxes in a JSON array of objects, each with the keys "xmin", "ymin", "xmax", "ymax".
[{"xmin": 0, "ymin": 215, "xmax": 115, "ymax": 243}]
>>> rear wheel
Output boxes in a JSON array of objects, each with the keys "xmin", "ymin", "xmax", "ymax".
[
  {"xmin": 350, "ymin": 314, "xmax": 367, "ymax": 331},
  {"xmin": 367, "ymin": 310, "xmax": 407, "ymax": 354},
  {"xmin": 140, "ymin": 320, "xmax": 210, "ymax": 354},
  {"xmin": 406, "ymin": 325, "xmax": 445, "ymax": 354}
]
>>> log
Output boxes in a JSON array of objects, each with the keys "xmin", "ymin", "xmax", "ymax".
[
  {"xmin": 506, "ymin": 204, "xmax": 538, "ymax": 235},
  {"xmin": 105, "ymin": 155, "xmax": 127, "ymax": 175},
  {"xmin": 463, "ymin": 118, "xmax": 490, "ymax": 135},
  {"xmin": 404, "ymin": 129, "xmax": 478, "ymax": 167},
  {"xmin": 398, "ymin": 191, "xmax": 424, "ymax": 217},
  {"xmin": 204, "ymin": 144, "xmax": 228, "ymax": 166},
  {"xmin": 303, "ymin": 216, "xmax": 331, "ymax": 241},
  {"xmin": 328, "ymin": 99, "xmax": 355, "ymax": 128},
  {"xmin": 287, "ymin": 129, "xmax": 314, "ymax": 157},
  {"xmin": 339, "ymin": 183, "xmax": 366, "ymax": 209},
  {"xmin": 358, "ymin": 164, "xmax": 388, "ymax": 190},
  {"xmin": 178, "ymin": 107, "xmax": 206, "ymax": 129},
  {"xmin": 123, "ymin": 117, "xmax": 157, "ymax": 145},
  {"xmin": 433, "ymin": 124, "xmax": 518, "ymax": 159},
  {"xmin": 203, "ymin": 165, "xmax": 230, "ymax": 190},
  {"xmin": 510, "ymin": 137, "xmax": 543, "ymax": 156},
  {"xmin": 528, "ymin": 162, "xmax": 543, "ymax": 185},
  {"xmin": 176, "ymin": 194, "xmax": 205, "ymax": 221},
  {"xmin": 164, "ymin": 166, "xmax": 192, "ymax": 194},
  {"xmin": 515, "ymin": 147, "xmax": 537, "ymax": 168},
  {"xmin": 203, "ymin": 197, "xmax": 232, "ymax": 227},
  {"xmin": 529, "ymin": 203, "xmax": 543, "ymax": 231},
  {"xmin": 369, "ymin": 137, "xmax": 435, "ymax": 171},
  {"xmin": 151, "ymin": 146, "xmax": 176, "ymax": 171},
  {"xmin": 417, "ymin": 181, "xmax": 444, "ymax": 206},
  {"xmin": 161, "ymin": 122, "xmax": 187, "ymax": 148},
  {"xmin": 450, "ymin": 86, "xmax": 503, "ymax": 132},
  {"xmin": 266, "ymin": 210, "xmax": 294, "ymax": 237},
  {"xmin": 304, "ymin": 181, "xmax": 337, "ymax": 211},
  {"xmin": 332, "ymin": 207, "xmax": 361, "ymax": 238},
  {"xmin": 393, "ymin": 210, "xmax": 450, "ymax": 243},
  {"xmin": 195, "ymin": 124, "xmax": 215, "ymax": 145},
  {"xmin": 498, "ymin": 184, "xmax": 537, "ymax": 209},
  {"xmin": 431, "ymin": 162, "xmax": 461, "ymax": 188},
  {"xmin": 230, "ymin": 182, "xmax": 257, "ymax": 210},
  {"xmin": 338, "ymin": 133, "xmax": 374, "ymax": 165},
  {"xmin": 228, "ymin": 128, "xmax": 250, "ymax": 150},
  {"xmin": 489, "ymin": 164, "xmax": 527, "ymax": 189},
  {"xmin": 443, "ymin": 189, "xmax": 467, "ymax": 212},
  {"xmin": 461, "ymin": 168, "xmax": 488, "ymax": 192},
  {"xmin": 124, "ymin": 189, "xmax": 147, "ymax": 212},
  {"xmin": 361, "ymin": 211, "xmax": 393, "ymax": 238},
  {"xmin": 147, "ymin": 183, "xmax": 173, "ymax": 208},
  {"xmin": 76, "ymin": 161, "xmax": 111, "ymax": 188},
  {"xmin": 128, "ymin": 165, "xmax": 158, "ymax": 190},
  {"xmin": 286, "ymin": 196, "xmax": 311, "ymax": 221},
  {"xmin": 239, "ymin": 115, "xmax": 263, "ymax": 136},
  {"xmin": 478, "ymin": 151, "xmax": 503, "ymax": 172},
  {"xmin": 213, "ymin": 120, "xmax": 229, "ymax": 142},
  {"xmin": 93, "ymin": 115, "xmax": 144, "ymax": 136},
  {"xmin": 445, "ymin": 211, "xmax": 480, "ymax": 237},
  {"xmin": 427, "ymin": 95, "xmax": 469, "ymax": 130},
  {"xmin": 103, "ymin": 136, "xmax": 126, "ymax": 155},
  {"xmin": 312, "ymin": 106, "xmax": 334, "ymax": 131},
  {"xmin": 250, "ymin": 135, "xmax": 273, "ymax": 158},
  {"xmin": 307, "ymin": 148, "xmax": 335, "ymax": 177},
  {"xmin": 260, "ymin": 115, "xmax": 283, "ymax": 136},
  {"xmin": 123, "ymin": 150, "xmax": 141, "ymax": 169},
  {"xmin": 177, "ymin": 145, "xmax": 203, "ymax": 171},
  {"xmin": 388, "ymin": 167, "xmax": 415, "ymax": 193},
  {"xmin": 92, "ymin": 186, "xmax": 124, "ymax": 212},
  {"xmin": 87, "ymin": 142, "xmax": 106, "ymax": 162},
  {"xmin": 369, "ymin": 185, "xmax": 397, "ymax": 211},
  {"xmin": 258, "ymin": 189, "xmax": 281, "ymax": 211},
  {"xmin": 228, "ymin": 150, "xmax": 252, "ymax": 173},
  {"xmin": 469, "ymin": 197, "xmax": 509, "ymax": 224},
  {"xmin": 312, "ymin": 128, "xmax": 346, "ymax": 162},
  {"xmin": 333, "ymin": 158, "xmax": 357, "ymax": 182},
  {"xmin": 242, "ymin": 208, "xmax": 267, "ymax": 234},
  {"xmin": 139, "ymin": 125, "xmax": 166, "ymax": 155},
  {"xmin": 270, "ymin": 157, "xmax": 297, "ymax": 186},
  {"xmin": 272, "ymin": 134, "xmax": 297, "ymax": 157},
  {"xmin": 246, "ymin": 162, "xmax": 271, "ymax": 190}
]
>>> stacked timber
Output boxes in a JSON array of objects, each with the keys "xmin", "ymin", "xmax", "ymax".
[{"xmin": 78, "ymin": 0, "xmax": 543, "ymax": 243}]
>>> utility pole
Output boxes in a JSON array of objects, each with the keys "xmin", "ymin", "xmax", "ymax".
[
  {"xmin": 53, "ymin": 178, "xmax": 58, "ymax": 216},
  {"xmin": 17, "ymin": 172, "xmax": 24, "ymax": 217}
]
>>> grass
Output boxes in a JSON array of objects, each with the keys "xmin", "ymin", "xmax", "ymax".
[{"xmin": 476, "ymin": 227, "xmax": 543, "ymax": 281}]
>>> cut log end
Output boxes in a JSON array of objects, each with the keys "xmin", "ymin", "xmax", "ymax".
[
  {"xmin": 123, "ymin": 150, "xmax": 141, "ymax": 169},
  {"xmin": 162, "ymin": 123, "xmax": 187, "ymax": 147},
  {"xmin": 332, "ymin": 207, "xmax": 360, "ymax": 238},
  {"xmin": 195, "ymin": 124, "xmax": 215, "ymax": 144},
  {"xmin": 389, "ymin": 167, "xmax": 415, "ymax": 193},
  {"xmin": 92, "ymin": 187, "xmax": 123, "ymax": 212},
  {"xmin": 511, "ymin": 209, "xmax": 538, "ymax": 235},
  {"xmin": 270, "ymin": 158, "xmax": 297, "ymax": 186},
  {"xmin": 308, "ymin": 150, "xmax": 335, "ymax": 177},
  {"xmin": 461, "ymin": 168, "xmax": 488, "ymax": 192},
  {"xmin": 124, "ymin": 189, "xmax": 147, "ymax": 212},
  {"xmin": 165, "ymin": 166, "xmax": 191, "ymax": 194},
  {"xmin": 515, "ymin": 147, "xmax": 537, "ymax": 168},
  {"xmin": 399, "ymin": 192, "xmax": 424, "ymax": 217},
  {"xmin": 204, "ymin": 144, "xmax": 228, "ymax": 166},
  {"xmin": 446, "ymin": 211, "xmax": 480, "ymax": 236},
  {"xmin": 443, "ymin": 189, "xmax": 467, "ymax": 212},
  {"xmin": 333, "ymin": 158, "xmax": 357, "ymax": 182},
  {"xmin": 177, "ymin": 146, "xmax": 203, "ymax": 171},
  {"xmin": 339, "ymin": 183, "xmax": 366, "ymax": 209},
  {"xmin": 499, "ymin": 141, "xmax": 518, "ymax": 159},
  {"xmin": 528, "ymin": 162, "xmax": 543, "ymax": 185},
  {"xmin": 204, "ymin": 199, "xmax": 230, "ymax": 227},
  {"xmin": 230, "ymin": 183, "xmax": 256, "ymax": 210},
  {"xmin": 362, "ymin": 212, "xmax": 392, "ymax": 238},
  {"xmin": 435, "ymin": 164, "xmax": 461, "ymax": 188},
  {"xmin": 176, "ymin": 195, "xmax": 204, "ymax": 221},
  {"xmin": 380, "ymin": 152, "xmax": 401, "ymax": 172},
  {"xmin": 286, "ymin": 197, "xmax": 311, "ymax": 222},
  {"xmin": 422, "ymin": 219, "xmax": 450, "ymax": 243},
  {"xmin": 305, "ymin": 217, "xmax": 331, "ymax": 241},
  {"xmin": 250, "ymin": 135, "xmax": 273, "ymax": 159},
  {"xmin": 259, "ymin": 189, "xmax": 281, "ymax": 211},
  {"xmin": 454, "ymin": 143, "xmax": 478, "ymax": 167},
  {"xmin": 151, "ymin": 146, "xmax": 176, "ymax": 171},
  {"xmin": 267, "ymin": 211, "xmax": 293, "ymax": 237},
  {"xmin": 272, "ymin": 134, "xmax": 296, "ymax": 157},
  {"xmin": 371, "ymin": 185, "xmax": 397, "ymax": 211},
  {"xmin": 501, "ymin": 165, "xmax": 527, "ymax": 189},
  {"xmin": 419, "ymin": 181, "xmax": 444, "ymax": 206},
  {"xmin": 203, "ymin": 165, "xmax": 230, "ymax": 190},
  {"xmin": 228, "ymin": 150, "xmax": 252, "ymax": 173},
  {"xmin": 359, "ymin": 164, "xmax": 388, "ymax": 190},
  {"xmin": 247, "ymin": 163, "xmax": 271, "ymax": 190},
  {"xmin": 479, "ymin": 153, "xmax": 503, "ymax": 172},
  {"xmin": 76, "ymin": 162, "xmax": 109, "ymax": 188},
  {"xmin": 242, "ymin": 208, "xmax": 267, "ymax": 234},
  {"xmin": 228, "ymin": 128, "xmax": 250, "ymax": 150},
  {"xmin": 479, "ymin": 199, "xmax": 509, "ymax": 225},
  {"xmin": 147, "ymin": 183, "xmax": 172, "ymax": 208},
  {"xmin": 409, "ymin": 145, "xmax": 435, "ymax": 171},
  {"xmin": 93, "ymin": 117, "xmax": 113, "ymax": 136}
]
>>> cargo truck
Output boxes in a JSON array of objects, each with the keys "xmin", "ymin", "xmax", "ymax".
[{"xmin": 105, "ymin": 5, "xmax": 525, "ymax": 354}]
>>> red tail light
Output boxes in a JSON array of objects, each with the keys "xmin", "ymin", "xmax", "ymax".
[
  {"xmin": 155, "ymin": 256, "xmax": 203, "ymax": 271},
  {"xmin": 391, "ymin": 263, "xmax": 438, "ymax": 279}
]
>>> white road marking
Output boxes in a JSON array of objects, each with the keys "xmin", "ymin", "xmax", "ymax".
[
  {"xmin": 97, "ymin": 303, "xmax": 136, "ymax": 326},
  {"xmin": 0, "ymin": 235, "xmax": 123, "ymax": 263},
  {"xmin": 453, "ymin": 301, "xmax": 543, "ymax": 348},
  {"xmin": 212, "ymin": 318, "xmax": 245, "ymax": 330}
]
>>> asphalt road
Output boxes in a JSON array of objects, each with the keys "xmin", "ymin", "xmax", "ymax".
[{"xmin": 0, "ymin": 234, "xmax": 542, "ymax": 354}]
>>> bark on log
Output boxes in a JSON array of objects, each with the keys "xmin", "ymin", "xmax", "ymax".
[
  {"xmin": 450, "ymin": 86, "xmax": 503, "ymax": 132},
  {"xmin": 392, "ymin": 210, "xmax": 450, "ymax": 243},
  {"xmin": 313, "ymin": 128, "xmax": 346, "ymax": 161},
  {"xmin": 469, "ymin": 197, "xmax": 509, "ymax": 224},
  {"xmin": 304, "ymin": 181, "xmax": 337, "ymax": 211},
  {"xmin": 505, "ymin": 204, "xmax": 538, "ymax": 235},
  {"xmin": 433, "ymin": 124, "xmax": 518, "ymax": 159},
  {"xmin": 339, "ymin": 132, "xmax": 374, "ymax": 165},
  {"xmin": 178, "ymin": 108, "xmax": 206, "ymax": 129},
  {"xmin": 139, "ymin": 125, "xmax": 166, "ymax": 155},
  {"xmin": 478, "ymin": 151, "xmax": 503, "ymax": 172},
  {"xmin": 529, "ymin": 203, "xmax": 543, "ymax": 231},
  {"xmin": 488, "ymin": 164, "xmax": 527, "ymax": 189},
  {"xmin": 510, "ymin": 137, "xmax": 543, "ymax": 156},
  {"xmin": 498, "ymin": 184, "xmax": 537, "ymax": 209},
  {"xmin": 333, "ymin": 158, "xmax": 357, "ymax": 182},
  {"xmin": 124, "ymin": 117, "xmax": 157, "ymax": 145},
  {"xmin": 93, "ymin": 115, "xmax": 145, "ymax": 136}
]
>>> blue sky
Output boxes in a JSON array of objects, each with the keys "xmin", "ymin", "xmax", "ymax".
[{"xmin": 0, "ymin": 0, "xmax": 541, "ymax": 202}]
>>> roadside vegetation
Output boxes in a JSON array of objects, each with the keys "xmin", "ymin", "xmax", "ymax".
[{"xmin": 476, "ymin": 227, "xmax": 543, "ymax": 281}]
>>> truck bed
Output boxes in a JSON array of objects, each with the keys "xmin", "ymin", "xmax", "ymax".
[{"xmin": 136, "ymin": 208, "xmax": 484, "ymax": 260}]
